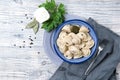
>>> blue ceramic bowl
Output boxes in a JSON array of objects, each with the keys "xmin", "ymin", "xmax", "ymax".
[{"xmin": 52, "ymin": 19, "xmax": 98, "ymax": 64}]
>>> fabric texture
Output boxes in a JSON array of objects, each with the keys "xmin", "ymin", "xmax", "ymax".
[{"xmin": 49, "ymin": 18, "xmax": 120, "ymax": 80}]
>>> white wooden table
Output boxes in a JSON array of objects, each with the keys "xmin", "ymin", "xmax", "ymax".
[{"xmin": 0, "ymin": 0, "xmax": 120, "ymax": 80}]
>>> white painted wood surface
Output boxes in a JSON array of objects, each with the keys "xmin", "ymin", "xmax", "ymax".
[{"xmin": 0, "ymin": 0, "xmax": 120, "ymax": 80}]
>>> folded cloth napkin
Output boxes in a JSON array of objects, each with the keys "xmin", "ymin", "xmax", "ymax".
[{"xmin": 49, "ymin": 18, "xmax": 120, "ymax": 80}]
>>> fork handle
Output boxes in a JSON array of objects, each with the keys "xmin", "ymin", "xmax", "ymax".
[
  {"xmin": 84, "ymin": 50, "xmax": 101, "ymax": 75},
  {"xmin": 85, "ymin": 58, "xmax": 96, "ymax": 75}
]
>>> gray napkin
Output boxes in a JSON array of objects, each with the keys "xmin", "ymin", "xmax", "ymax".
[{"xmin": 49, "ymin": 18, "xmax": 120, "ymax": 80}]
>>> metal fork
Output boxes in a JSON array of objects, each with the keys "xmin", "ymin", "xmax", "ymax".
[{"xmin": 84, "ymin": 45, "xmax": 104, "ymax": 75}]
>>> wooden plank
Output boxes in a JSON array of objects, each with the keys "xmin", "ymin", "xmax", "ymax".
[
  {"xmin": 0, "ymin": 47, "xmax": 57, "ymax": 80},
  {"xmin": 0, "ymin": 0, "xmax": 120, "ymax": 80}
]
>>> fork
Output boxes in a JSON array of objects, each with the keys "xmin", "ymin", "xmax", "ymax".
[{"xmin": 84, "ymin": 45, "xmax": 104, "ymax": 75}]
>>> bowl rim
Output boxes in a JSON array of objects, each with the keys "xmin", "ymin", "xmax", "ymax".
[{"xmin": 52, "ymin": 19, "xmax": 98, "ymax": 64}]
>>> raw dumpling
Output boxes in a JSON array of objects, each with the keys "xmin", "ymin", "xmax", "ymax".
[
  {"xmin": 79, "ymin": 26, "xmax": 89, "ymax": 32},
  {"xmin": 68, "ymin": 32, "xmax": 76, "ymax": 37},
  {"xmin": 68, "ymin": 32, "xmax": 81, "ymax": 45},
  {"xmin": 64, "ymin": 50, "xmax": 73, "ymax": 59},
  {"xmin": 69, "ymin": 46, "xmax": 83, "ymax": 59},
  {"xmin": 79, "ymin": 42, "xmax": 86, "ymax": 49},
  {"xmin": 75, "ymin": 45, "xmax": 81, "ymax": 49},
  {"xmin": 82, "ymin": 48, "xmax": 91, "ymax": 57},
  {"xmin": 77, "ymin": 32, "xmax": 87, "ymax": 40},
  {"xmin": 63, "ymin": 35, "xmax": 73, "ymax": 46},
  {"xmin": 73, "ymin": 50, "xmax": 83, "ymax": 59},
  {"xmin": 83, "ymin": 33, "xmax": 92, "ymax": 41},
  {"xmin": 86, "ymin": 33, "xmax": 92, "ymax": 41},
  {"xmin": 59, "ymin": 31, "xmax": 68, "ymax": 39},
  {"xmin": 69, "ymin": 46, "xmax": 80, "ymax": 55},
  {"xmin": 62, "ymin": 25, "xmax": 72, "ymax": 33},
  {"xmin": 57, "ymin": 38, "xmax": 68, "ymax": 53},
  {"xmin": 59, "ymin": 45, "xmax": 68, "ymax": 53},
  {"xmin": 85, "ymin": 39, "xmax": 94, "ymax": 48},
  {"xmin": 56, "ymin": 38, "xmax": 65, "ymax": 48},
  {"xmin": 75, "ymin": 41, "xmax": 86, "ymax": 49},
  {"xmin": 72, "ymin": 38, "xmax": 81, "ymax": 45}
]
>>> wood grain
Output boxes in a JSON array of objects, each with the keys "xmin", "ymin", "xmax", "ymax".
[{"xmin": 0, "ymin": 0, "xmax": 120, "ymax": 80}]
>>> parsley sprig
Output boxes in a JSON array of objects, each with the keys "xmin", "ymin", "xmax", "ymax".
[{"xmin": 26, "ymin": 0, "xmax": 66, "ymax": 34}]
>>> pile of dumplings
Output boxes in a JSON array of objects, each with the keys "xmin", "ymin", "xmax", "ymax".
[{"xmin": 56, "ymin": 24, "xmax": 95, "ymax": 59}]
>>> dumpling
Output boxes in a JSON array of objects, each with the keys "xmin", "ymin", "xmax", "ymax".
[
  {"xmin": 85, "ymin": 39, "xmax": 94, "ymax": 48},
  {"xmin": 68, "ymin": 32, "xmax": 76, "ymax": 37},
  {"xmin": 68, "ymin": 32, "xmax": 81, "ymax": 45},
  {"xmin": 69, "ymin": 46, "xmax": 80, "ymax": 55},
  {"xmin": 63, "ymin": 35, "xmax": 73, "ymax": 46},
  {"xmin": 64, "ymin": 50, "xmax": 73, "ymax": 59},
  {"xmin": 79, "ymin": 26, "xmax": 89, "ymax": 32},
  {"xmin": 73, "ymin": 50, "xmax": 83, "ymax": 59},
  {"xmin": 59, "ymin": 45, "xmax": 68, "ymax": 53},
  {"xmin": 75, "ymin": 41, "xmax": 85, "ymax": 49},
  {"xmin": 72, "ymin": 38, "xmax": 81, "ymax": 45},
  {"xmin": 77, "ymin": 32, "xmax": 87, "ymax": 40},
  {"xmin": 62, "ymin": 25, "xmax": 72, "ymax": 33},
  {"xmin": 59, "ymin": 31, "xmax": 68, "ymax": 39},
  {"xmin": 68, "ymin": 46, "xmax": 83, "ymax": 59},
  {"xmin": 80, "ymin": 42, "xmax": 86, "ymax": 49},
  {"xmin": 57, "ymin": 38, "xmax": 65, "ymax": 47},
  {"xmin": 57, "ymin": 38, "xmax": 68, "ymax": 53},
  {"xmin": 82, "ymin": 33, "xmax": 91, "ymax": 41},
  {"xmin": 86, "ymin": 33, "xmax": 92, "ymax": 41},
  {"xmin": 82, "ymin": 48, "xmax": 91, "ymax": 57},
  {"xmin": 75, "ymin": 44, "xmax": 80, "ymax": 48}
]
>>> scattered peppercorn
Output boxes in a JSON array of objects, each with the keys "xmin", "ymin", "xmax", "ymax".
[
  {"xmin": 38, "ymin": 52, "xmax": 40, "ymax": 54},
  {"xmin": 14, "ymin": 44, "xmax": 16, "ymax": 46},
  {"xmin": 21, "ymin": 29, "xmax": 24, "ymax": 31},
  {"xmin": 30, "ymin": 42, "xmax": 33, "ymax": 45},
  {"xmin": 20, "ymin": 21, "xmax": 23, "ymax": 23},
  {"xmin": 19, "ymin": 46, "xmax": 22, "ymax": 48},
  {"xmin": 23, "ymin": 41, "xmax": 25, "ymax": 43},
  {"xmin": 29, "ymin": 38, "xmax": 33, "ymax": 41},
  {"xmin": 25, "ymin": 14, "xmax": 27, "ymax": 16}
]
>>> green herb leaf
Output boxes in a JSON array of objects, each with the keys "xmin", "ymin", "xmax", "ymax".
[
  {"xmin": 39, "ymin": 0, "xmax": 66, "ymax": 32},
  {"xmin": 26, "ymin": 19, "xmax": 38, "ymax": 29},
  {"xmin": 58, "ymin": 3, "xmax": 65, "ymax": 15},
  {"xmin": 33, "ymin": 23, "xmax": 39, "ymax": 34},
  {"xmin": 26, "ymin": 0, "xmax": 66, "ymax": 33},
  {"xmin": 26, "ymin": 18, "xmax": 39, "ymax": 34}
]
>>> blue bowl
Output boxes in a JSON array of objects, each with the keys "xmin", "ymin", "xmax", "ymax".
[{"xmin": 52, "ymin": 19, "xmax": 98, "ymax": 64}]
